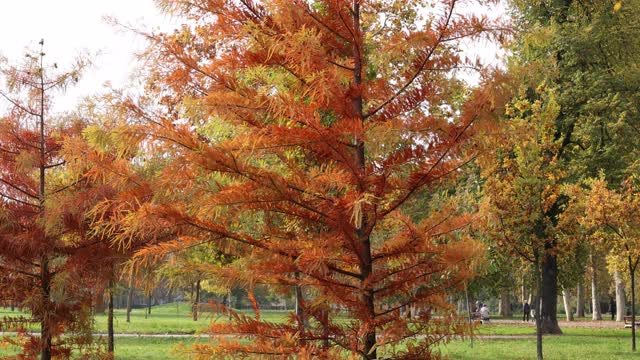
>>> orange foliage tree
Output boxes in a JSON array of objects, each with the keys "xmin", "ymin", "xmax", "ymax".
[
  {"xmin": 100, "ymin": 1, "xmax": 503, "ymax": 358},
  {"xmin": 0, "ymin": 44, "xmax": 108, "ymax": 359}
]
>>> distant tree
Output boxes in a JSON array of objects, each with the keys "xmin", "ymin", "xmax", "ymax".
[
  {"xmin": 479, "ymin": 84, "xmax": 570, "ymax": 360},
  {"xmin": 577, "ymin": 177, "xmax": 640, "ymax": 351}
]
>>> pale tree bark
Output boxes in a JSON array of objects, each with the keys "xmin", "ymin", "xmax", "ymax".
[
  {"xmin": 576, "ymin": 281, "xmax": 585, "ymax": 318},
  {"xmin": 562, "ymin": 287, "xmax": 574, "ymax": 321},
  {"xmin": 521, "ymin": 274, "xmax": 527, "ymax": 304},
  {"xmin": 615, "ymin": 270, "xmax": 626, "ymax": 322},
  {"xmin": 457, "ymin": 298, "xmax": 465, "ymax": 314},
  {"xmin": 591, "ymin": 255, "xmax": 602, "ymax": 321}
]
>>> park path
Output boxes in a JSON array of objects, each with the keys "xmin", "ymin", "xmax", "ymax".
[
  {"xmin": 2, "ymin": 319, "xmax": 626, "ymax": 339},
  {"xmin": 490, "ymin": 319, "xmax": 625, "ymax": 329}
]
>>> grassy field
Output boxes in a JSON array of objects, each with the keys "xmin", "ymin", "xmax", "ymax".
[
  {"xmin": 440, "ymin": 335, "xmax": 638, "ymax": 359},
  {"xmin": 2, "ymin": 304, "xmax": 638, "ymax": 359},
  {"xmin": 1, "ymin": 303, "xmax": 291, "ymax": 334}
]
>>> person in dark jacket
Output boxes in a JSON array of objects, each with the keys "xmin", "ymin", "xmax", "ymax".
[
  {"xmin": 610, "ymin": 297, "xmax": 616, "ymax": 321},
  {"xmin": 523, "ymin": 300, "xmax": 531, "ymax": 322}
]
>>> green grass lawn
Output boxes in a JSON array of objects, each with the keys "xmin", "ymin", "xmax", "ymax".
[
  {"xmin": 440, "ymin": 335, "xmax": 638, "ymax": 359},
  {"xmin": 1, "ymin": 303, "xmax": 292, "ymax": 334},
  {"xmin": 474, "ymin": 323, "xmax": 632, "ymax": 337},
  {"xmin": 2, "ymin": 305, "xmax": 638, "ymax": 359}
]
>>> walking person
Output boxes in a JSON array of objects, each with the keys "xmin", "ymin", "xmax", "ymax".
[{"xmin": 523, "ymin": 300, "xmax": 531, "ymax": 322}]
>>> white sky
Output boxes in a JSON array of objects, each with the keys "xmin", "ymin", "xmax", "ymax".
[
  {"xmin": 0, "ymin": 1, "xmax": 506, "ymax": 113},
  {"xmin": 0, "ymin": 0, "xmax": 177, "ymax": 112}
]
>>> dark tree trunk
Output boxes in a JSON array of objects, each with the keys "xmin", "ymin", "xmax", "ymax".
[
  {"xmin": 295, "ymin": 283, "xmax": 307, "ymax": 331},
  {"xmin": 126, "ymin": 272, "xmax": 134, "ymax": 323},
  {"xmin": 40, "ymin": 256, "xmax": 52, "ymax": 360},
  {"xmin": 534, "ymin": 254, "xmax": 543, "ymax": 360},
  {"xmin": 499, "ymin": 290, "xmax": 512, "ymax": 317},
  {"xmin": 349, "ymin": 1, "xmax": 375, "ymax": 358},
  {"xmin": 192, "ymin": 280, "xmax": 200, "ymax": 321},
  {"xmin": 541, "ymin": 249, "xmax": 562, "ymax": 334},
  {"xmin": 147, "ymin": 295, "xmax": 152, "ymax": 316},
  {"xmin": 108, "ymin": 275, "xmax": 114, "ymax": 354},
  {"xmin": 629, "ymin": 256, "xmax": 637, "ymax": 352},
  {"xmin": 228, "ymin": 290, "xmax": 232, "ymax": 321},
  {"xmin": 576, "ymin": 280, "xmax": 585, "ymax": 317}
]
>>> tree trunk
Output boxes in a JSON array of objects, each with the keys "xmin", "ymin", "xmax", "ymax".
[
  {"xmin": 295, "ymin": 283, "xmax": 308, "ymax": 331},
  {"xmin": 590, "ymin": 255, "xmax": 602, "ymax": 321},
  {"xmin": 499, "ymin": 290, "xmax": 512, "ymax": 317},
  {"xmin": 576, "ymin": 280, "xmax": 585, "ymax": 318},
  {"xmin": 148, "ymin": 295, "xmax": 152, "ymax": 315},
  {"xmin": 228, "ymin": 290, "xmax": 232, "ymax": 321},
  {"xmin": 534, "ymin": 255, "xmax": 543, "ymax": 360},
  {"xmin": 541, "ymin": 249, "xmax": 562, "ymax": 334},
  {"xmin": 40, "ymin": 256, "xmax": 52, "ymax": 360},
  {"xmin": 108, "ymin": 275, "xmax": 114, "ymax": 354},
  {"xmin": 629, "ymin": 257, "xmax": 637, "ymax": 352},
  {"xmin": 192, "ymin": 280, "xmax": 200, "ymax": 321},
  {"xmin": 562, "ymin": 287, "xmax": 574, "ymax": 321},
  {"xmin": 615, "ymin": 270, "xmax": 626, "ymax": 322},
  {"xmin": 126, "ymin": 271, "xmax": 134, "ymax": 323},
  {"xmin": 521, "ymin": 273, "xmax": 528, "ymax": 304},
  {"xmin": 457, "ymin": 298, "xmax": 465, "ymax": 314}
]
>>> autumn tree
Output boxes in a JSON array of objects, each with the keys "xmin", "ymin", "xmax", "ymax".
[
  {"xmin": 484, "ymin": 0, "xmax": 640, "ymax": 351},
  {"xmin": 479, "ymin": 83, "xmax": 570, "ymax": 360},
  {"xmin": 95, "ymin": 0, "xmax": 504, "ymax": 358},
  {"xmin": 576, "ymin": 178, "xmax": 640, "ymax": 351},
  {"xmin": 0, "ymin": 43, "xmax": 109, "ymax": 359}
]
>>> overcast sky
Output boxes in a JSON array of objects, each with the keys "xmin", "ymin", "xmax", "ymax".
[
  {"xmin": 0, "ymin": 1, "xmax": 506, "ymax": 113},
  {"xmin": 0, "ymin": 0, "xmax": 177, "ymax": 112}
]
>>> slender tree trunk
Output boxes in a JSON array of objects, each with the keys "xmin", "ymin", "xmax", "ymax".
[
  {"xmin": 615, "ymin": 271, "xmax": 626, "ymax": 322},
  {"xmin": 576, "ymin": 281, "xmax": 585, "ymax": 318},
  {"xmin": 562, "ymin": 287, "xmax": 574, "ymax": 321},
  {"xmin": 40, "ymin": 256, "xmax": 52, "ymax": 360},
  {"xmin": 521, "ymin": 274, "xmax": 527, "ymax": 304},
  {"xmin": 591, "ymin": 255, "xmax": 602, "ymax": 321},
  {"xmin": 295, "ymin": 283, "xmax": 308, "ymax": 331},
  {"xmin": 108, "ymin": 275, "xmax": 114, "ymax": 354},
  {"xmin": 37, "ymin": 45, "xmax": 52, "ymax": 360},
  {"xmin": 499, "ymin": 290, "xmax": 512, "ymax": 317},
  {"xmin": 148, "ymin": 295, "xmax": 152, "ymax": 316},
  {"xmin": 534, "ymin": 254, "xmax": 543, "ymax": 360},
  {"xmin": 10, "ymin": 303, "xmax": 14, "ymax": 312},
  {"xmin": 350, "ymin": 2, "xmax": 375, "ymax": 358},
  {"xmin": 629, "ymin": 257, "xmax": 636, "ymax": 352},
  {"xmin": 541, "ymin": 248, "xmax": 562, "ymax": 334},
  {"xmin": 228, "ymin": 290, "xmax": 232, "ymax": 321},
  {"xmin": 126, "ymin": 271, "xmax": 134, "ymax": 323},
  {"xmin": 192, "ymin": 280, "xmax": 200, "ymax": 321}
]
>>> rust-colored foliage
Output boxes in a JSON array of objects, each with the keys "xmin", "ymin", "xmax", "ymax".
[
  {"xmin": 99, "ymin": 1, "xmax": 504, "ymax": 358},
  {"xmin": 0, "ymin": 45, "xmax": 110, "ymax": 359}
]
